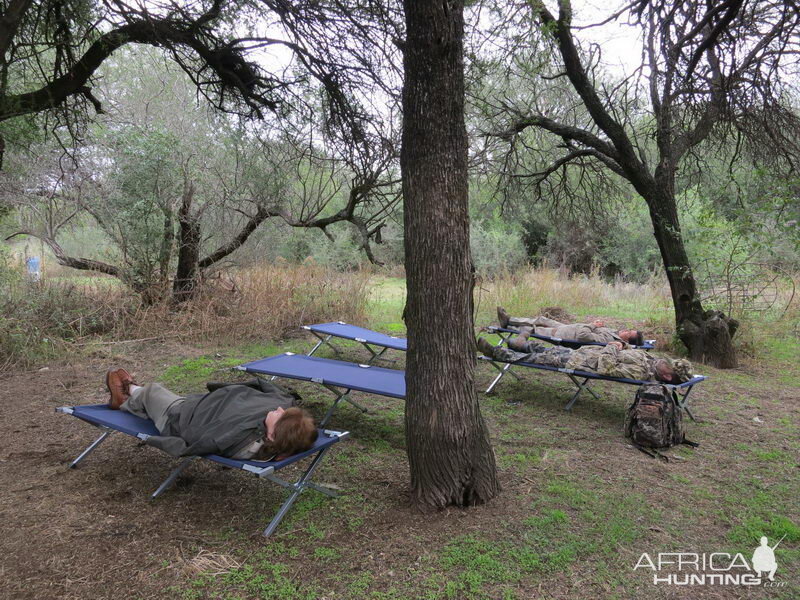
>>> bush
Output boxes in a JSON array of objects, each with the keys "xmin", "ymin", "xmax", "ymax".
[
  {"xmin": 470, "ymin": 221, "xmax": 529, "ymax": 277},
  {"xmin": 0, "ymin": 252, "xmax": 135, "ymax": 369},
  {"xmin": 0, "ymin": 259, "xmax": 371, "ymax": 369}
]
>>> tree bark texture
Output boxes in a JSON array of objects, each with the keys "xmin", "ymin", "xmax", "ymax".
[
  {"xmin": 646, "ymin": 184, "xmax": 739, "ymax": 368},
  {"xmin": 642, "ymin": 165, "xmax": 739, "ymax": 369},
  {"xmin": 401, "ymin": 0, "xmax": 499, "ymax": 509},
  {"xmin": 172, "ymin": 183, "xmax": 201, "ymax": 304}
]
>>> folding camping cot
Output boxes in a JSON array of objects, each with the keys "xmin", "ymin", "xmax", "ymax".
[
  {"xmin": 303, "ymin": 321, "xmax": 407, "ymax": 363},
  {"xmin": 484, "ymin": 325, "xmax": 656, "ymax": 350},
  {"xmin": 478, "ymin": 354, "xmax": 706, "ymax": 420},
  {"xmin": 57, "ymin": 403, "xmax": 349, "ymax": 537},
  {"xmin": 238, "ymin": 352, "xmax": 406, "ymax": 426},
  {"xmin": 302, "ymin": 322, "xmax": 654, "ymax": 368}
]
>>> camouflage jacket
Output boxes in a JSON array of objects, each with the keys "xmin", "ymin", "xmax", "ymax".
[
  {"xmin": 551, "ymin": 323, "xmax": 621, "ymax": 343},
  {"xmin": 565, "ymin": 344, "xmax": 656, "ymax": 380}
]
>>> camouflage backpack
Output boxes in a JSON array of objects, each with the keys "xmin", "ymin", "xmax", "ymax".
[{"xmin": 625, "ymin": 384, "xmax": 687, "ymax": 449}]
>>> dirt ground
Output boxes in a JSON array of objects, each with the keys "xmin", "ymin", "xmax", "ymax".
[{"xmin": 0, "ymin": 338, "xmax": 797, "ymax": 600}]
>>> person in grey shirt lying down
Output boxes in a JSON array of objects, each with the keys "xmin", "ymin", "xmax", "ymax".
[{"xmin": 104, "ymin": 368, "xmax": 318, "ymax": 460}]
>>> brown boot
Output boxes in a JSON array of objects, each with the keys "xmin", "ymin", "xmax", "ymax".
[
  {"xmin": 507, "ymin": 327, "xmax": 532, "ymax": 352},
  {"xmin": 106, "ymin": 368, "xmax": 131, "ymax": 410},
  {"xmin": 117, "ymin": 368, "xmax": 137, "ymax": 396},
  {"xmin": 476, "ymin": 337, "xmax": 496, "ymax": 357},
  {"xmin": 497, "ymin": 306, "xmax": 511, "ymax": 328}
]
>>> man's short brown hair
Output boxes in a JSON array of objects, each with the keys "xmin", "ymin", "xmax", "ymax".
[{"xmin": 271, "ymin": 407, "xmax": 318, "ymax": 457}]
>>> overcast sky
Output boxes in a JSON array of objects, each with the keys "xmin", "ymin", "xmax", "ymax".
[{"xmin": 570, "ymin": 0, "xmax": 644, "ymax": 75}]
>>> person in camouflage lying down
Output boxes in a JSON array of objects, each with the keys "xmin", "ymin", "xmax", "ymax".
[
  {"xmin": 496, "ymin": 306, "xmax": 645, "ymax": 346},
  {"xmin": 476, "ymin": 337, "xmax": 693, "ymax": 384}
]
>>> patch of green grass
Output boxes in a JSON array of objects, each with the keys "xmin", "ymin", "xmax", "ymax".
[
  {"xmin": 727, "ymin": 514, "xmax": 800, "ymax": 547},
  {"xmin": 346, "ymin": 572, "xmax": 375, "ymax": 595},
  {"xmin": 160, "ymin": 356, "xmax": 242, "ymax": 390},
  {"xmin": 367, "ymin": 276, "xmax": 406, "ymax": 329},
  {"xmin": 752, "ymin": 448, "xmax": 792, "ymax": 463},
  {"xmin": 761, "ymin": 335, "xmax": 800, "ymax": 365},
  {"xmin": 670, "ymin": 473, "xmax": 691, "ymax": 484},
  {"xmin": 312, "ymin": 546, "xmax": 340, "ymax": 561},
  {"xmin": 498, "ymin": 449, "xmax": 543, "ymax": 469},
  {"xmin": 440, "ymin": 536, "xmax": 515, "ymax": 596},
  {"xmin": 158, "ymin": 342, "xmax": 293, "ymax": 391},
  {"xmin": 220, "ymin": 562, "xmax": 318, "ymax": 600}
]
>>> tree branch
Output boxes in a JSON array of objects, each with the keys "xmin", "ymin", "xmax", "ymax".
[
  {"xmin": 198, "ymin": 204, "xmax": 280, "ymax": 269},
  {"xmin": 535, "ymin": 0, "xmax": 641, "ymax": 170},
  {"xmin": 5, "ymin": 230, "xmax": 121, "ymax": 277},
  {"xmin": 0, "ymin": 15, "xmax": 277, "ymax": 122},
  {"xmin": 486, "ymin": 114, "xmax": 621, "ymax": 163}
]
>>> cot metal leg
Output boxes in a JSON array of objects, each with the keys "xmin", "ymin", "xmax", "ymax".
[
  {"xmin": 320, "ymin": 385, "xmax": 367, "ymax": 426},
  {"xmin": 493, "ymin": 332, "xmax": 512, "ymax": 347},
  {"xmin": 262, "ymin": 446, "xmax": 335, "ymax": 537},
  {"xmin": 151, "ymin": 457, "xmax": 196, "ymax": 499},
  {"xmin": 485, "ymin": 361, "xmax": 516, "ymax": 394},
  {"xmin": 677, "ymin": 385, "xmax": 697, "ymax": 421},
  {"xmin": 69, "ymin": 429, "xmax": 113, "ymax": 468},
  {"xmin": 304, "ymin": 481, "xmax": 339, "ymax": 497},
  {"xmin": 362, "ymin": 343, "xmax": 393, "ymax": 364},
  {"xmin": 563, "ymin": 376, "xmax": 598, "ymax": 411},
  {"xmin": 308, "ymin": 333, "xmax": 340, "ymax": 357}
]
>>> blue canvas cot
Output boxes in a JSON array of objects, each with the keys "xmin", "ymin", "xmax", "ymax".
[
  {"xmin": 238, "ymin": 353, "xmax": 406, "ymax": 426},
  {"xmin": 479, "ymin": 354, "xmax": 706, "ymax": 420},
  {"xmin": 484, "ymin": 325, "xmax": 656, "ymax": 350},
  {"xmin": 303, "ymin": 322, "xmax": 407, "ymax": 363},
  {"xmin": 57, "ymin": 403, "xmax": 349, "ymax": 537}
]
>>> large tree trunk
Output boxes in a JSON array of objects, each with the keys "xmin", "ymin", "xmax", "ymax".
[
  {"xmin": 172, "ymin": 183, "xmax": 201, "ymax": 304},
  {"xmin": 401, "ymin": 0, "xmax": 499, "ymax": 508},
  {"xmin": 646, "ymin": 185, "xmax": 739, "ymax": 368}
]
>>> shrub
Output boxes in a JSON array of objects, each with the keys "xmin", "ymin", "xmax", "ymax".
[
  {"xmin": 0, "ymin": 261, "xmax": 370, "ymax": 369},
  {"xmin": 470, "ymin": 221, "xmax": 529, "ymax": 277}
]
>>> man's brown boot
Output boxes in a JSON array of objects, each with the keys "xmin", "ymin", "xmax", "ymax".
[
  {"xmin": 116, "ymin": 368, "xmax": 137, "ymax": 396},
  {"xmin": 106, "ymin": 368, "xmax": 131, "ymax": 410},
  {"xmin": 476, "ymin": 337, "xmax": 496, "ymax": 357},
  {"xmin": 507, "ymin": 327, "xmax": 533, "ymax": 352},
  {"xmin": 497, "ymin": 306, "xmax": 511, "ymax": 328}
]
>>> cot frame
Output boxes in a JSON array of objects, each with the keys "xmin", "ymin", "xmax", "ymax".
[
  {"xmin": 479, "ymin": 355, "xmax": 705, "ymax": 421},
  {"xmin": 303, "ymin": 322, "xmax": 404, "ymax": 364},
  {"xmin": 237, "ymin": 353, "xmax": 405, "ymax": 427},
  {"xmin": 57, "ymin": 405, "xmax": 349, "ymax": 537}
]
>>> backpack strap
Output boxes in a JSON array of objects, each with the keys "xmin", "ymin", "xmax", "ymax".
[{"xmin": 631, "ymin": 442, "xmax": 669, "ymax": 462}]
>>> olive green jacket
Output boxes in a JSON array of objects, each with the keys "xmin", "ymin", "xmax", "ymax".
[{"xmin": 146, "ymin": 379, "xmax": 296, "ymax": 458}]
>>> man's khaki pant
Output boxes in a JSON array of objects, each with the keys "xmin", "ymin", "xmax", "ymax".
[{"xmin": 120, "ymin": 383, "xmax": 184, "ymax": 433}]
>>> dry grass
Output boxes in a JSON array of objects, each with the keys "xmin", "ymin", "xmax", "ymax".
[
  {"xmin": 183, "ymin": 550, "xmax": 242, "ymax": 577},
  {"xmin": 0, "ymin": 264, "xmax": 369, "ymax": 369},
  {"xmin": 127, "ymin": 263, "xmax": 370, "ymax": 343},
  {"xmin": 2, "ymin": 261, "xmax": 795, "ymax": 370},
  {"xmin": 477, "ymin": 267, "xmax": 673, "ymax": 326}
]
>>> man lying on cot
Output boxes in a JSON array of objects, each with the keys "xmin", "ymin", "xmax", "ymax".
[
  {"xmin": 496, "ymin": 306, "xmax": 645, "ymax": 346},
  {"xmin": 476, "ymin": 336, "xmax": 693, "ymax": 384},
  {"xmin": 105, "ymin": 368, "xmax": 318, "ymax": 460}
]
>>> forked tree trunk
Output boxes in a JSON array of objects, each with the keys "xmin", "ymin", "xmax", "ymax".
[
  {"xmin": 645, "ymin": 186, "xmax": 739, "ymax": 368},
  {"xmin": 401, "ymin": 0, "xmax": 500, "ymax": 508}
]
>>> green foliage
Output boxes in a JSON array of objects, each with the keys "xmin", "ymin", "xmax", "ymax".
[{"xmin": 470, "ymin": 220, "xmax": 529, "ymax": 276}]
